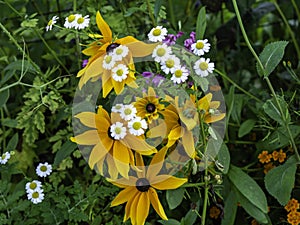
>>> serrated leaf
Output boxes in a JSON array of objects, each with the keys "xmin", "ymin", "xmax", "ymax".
[
  {"xmin": 166, "ymin": 187, "xmax": 185, "ymax": 209},
  {"xmin": 196, "ymin": 7, "xmax": 206, "ymax": 40},
  {"xmin": 0, "ymin": 89, "xmax": 9, "ymax": 108},
  {"xmin": 263, "ymin": 96, "xmax": 290, "ymax": 126},
  {"xmin": 33, "ymin": 111, "xmax": 45, "ymax": 133},
  {"xmin": 238, "ymin": 119, "xmax": 256, "ymax": 138},
  {"xmin": 228, "ymin": 165, "xmax": 268, "ymax": 213},
  {"xmin": 257, "ymin": 41, "xmax": 288, "ymax": 77},
  {"xmin": 6, "ymin": 133, "xmax": 19, "ymax": 152},
  {"xmin": 265, "ymin": 155, "xmax": 297, "ymax": 205},
  {"xmin": 217, "ymin": 143, "xmax": 230, "ymax": 174}
]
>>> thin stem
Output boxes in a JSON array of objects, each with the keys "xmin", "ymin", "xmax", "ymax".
[
  {"xmin": 146, "ymin": 0, "xmax": 156, "ymax": 26},
  {"xmin": 215, "ymin": 69, "xmax": 262, "ymax": 103},
  {"xmin": 291, "ymin": 0, "xmax": 300, "ymax": 23}
]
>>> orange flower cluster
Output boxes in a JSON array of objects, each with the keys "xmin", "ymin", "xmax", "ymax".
[
  {"xmin": 285, "ymin": 198, "xmax": 300, "ymax": 225},
  {"xmin": 209, "ymin": 205, "xmax": 221, "ymax": 219},
  {"xmin": 257, "ymin": 149, "xmax": 287, "ymax": 174}
]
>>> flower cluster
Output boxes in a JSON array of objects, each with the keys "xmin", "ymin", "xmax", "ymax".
[
  {"xmin": 285, "ymin": 198, "xmax": 300, "ymax": 225},
  {"xmin": 258, "ymin": 149, "xmax": 287, "ymax": 174},
  {"xmin": 45, "ymin": 13, "xmax": 90, "ymax": 31},
  {"xmin": 0, "ymin": 151, "xmax": 11, "ymax": 164},
  {"xmin": 25, "ymin": 162, "xmax": 52, "ymax": 204}
]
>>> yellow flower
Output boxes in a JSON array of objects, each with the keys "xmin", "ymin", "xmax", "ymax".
[
  {"xmin": 278, "ymin": 149, "xmax": 287, "ymax": 163},
  {"xmin": 272, "ymin": 150, "xmax": 279, "ymax": 161},
  {"xmin": 263, "ymin": 162, "xmax": 275, "ymax": 174},
  {"xmin": 109, "ymin": 148, "xmax": 187, "ymax": 225},
  {"xmin": 258, "ymin": 150, "xmax": 272, "ymax": 164},
  {"xmin": 71, "ymin": 106, "xmax": 156, "ymax": 179},
  {"xmin": 285, "ymin": 198, "xmax": 300, "ymax": 212},
  {"xmin": 77, "ymin": 11, "xmax": 157, "ymax": 96},
  {"xmin": 287, "ymin": 211, "xmax": 300, "ymax": 225}
]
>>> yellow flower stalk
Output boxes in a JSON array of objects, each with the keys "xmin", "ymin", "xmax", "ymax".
[
  {"xmin": 109, "ymin": 147, "xmax": 187, "ymax": 225},
  {"xmin": 77, "ymin": 11, "xmax": 157, "ymax": 96},
  {"xmin": 71, "ymin": 106, "xmax": 156, "ymax": 179}
]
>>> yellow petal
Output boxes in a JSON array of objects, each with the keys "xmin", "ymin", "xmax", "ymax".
[
  {"xmin": 130, "ymin": 192, "xmax": 141, "ymax": 225},
  {"xmin": 205, "ymin": 113, "xmax": 226, "ymax": 124},
  {"xmin": 181, "ymin": 130, "xmax": 196, "ymax": 158},
  {"xmin": 88, "ymin": 142, "xmax": 108, "ymax": 169},
  {"xmin": 149, "ymin": 187, "xmax": 168, "ymax": 220},
  {"xmin": 96, "ymin": 105, "xmax": 111, "ymax": 122},
  {"xmin": 96, "ymin": 156, "xmax": 105, "ymax": 175},
  {"xmin": 122, "ymin": 38, "xmax": 159, "ymax": 57},
  {"xmin": 84, "ymin": 55, "xmax": 104, "ymax": 81},
  {"xmin": 167, "ymin": 126, "xmax": 182, "ymax": 146},
  {"xmin": 147, "ymin": 119, "xmax": 167, "ymax": 138},
  {"xmin": 96, "ymin": 11, "xmax": 112, "ymax": 43},
  {"xmin": 113, "ymin": 141, "xmax": 130, "ymax": 179},
  {"xmin": 148, "ymin": 146, "xmax": 168, "ymax": 180},
  {"xmin": 108, "ymin": 176, "xmax": 138, "ymax": 188},
  {"xmin": 72, "ymin": 130, "xmax": 99, "ymax": 145},
  {"xmin": 123, "ymin": 134, "xmax": 157, "ymax": 155},
  {"xmin": 151, "ymin": 175, "xmax": 187, "ymax": 190},
  {"xmin": 102, "ymin": 78, "xmax": 113, "ymax": 98},
  {"xmin": 111, "ymin": 186, "xmax": 137, "ymax": 207},
  {"xmin": 107, "ymin": 155, "xmax": 119, "ymax": 180},
  {"xmin": 124, "ymin": 191, "xmax": 135, "ymax": 222},
  {"xmin": 136, "ymin": 192, "xmax": 150, "ymax": 225},
  {"xmin": 112, "ymin": 78, "xmax": 125, "ymax": 95},
  {"xmin": 75, "ymin": 112, "xmax": 96, "ymax": 128},
  {"xmin": 198, "ymin": 93, "xmax": 212, "ymax": 111},
  {"xmin": 135, "ymin": 152, "xmax": 146, "ymax": 178},
  {"xmin": 210, "ymin": 101, "xmax": 220, "ymax": 109}
]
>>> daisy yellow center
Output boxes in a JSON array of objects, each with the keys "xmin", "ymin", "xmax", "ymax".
[
  {"xmin": 68, "ymin": 15, "xmax": 76, "ymax": 23},
  {"xmin": 132, "ymin": 122, "xmax": 141, "ymax": 130},
  {"xmin": 153, "ymin": 28, "xmax": 161, "ymax": 36},
  {"xmin": 116, "ymin": 69, "xmax": 124, "ymax": 76},
  {"xmin": 40, "ymin": 165, "xmax": 47, "ymax": 172},
  {"xmin": 32, "ymin": 192, "xmax": 39, "ymax": 199},
  {"xmin": 77, "ymin": 17, "xmax": 84, "ymax": 24},
  {"xmin": 105, "ymin": 56, "xmax": 112, "ymax": 64},
  {"xmin": 124, "ymin": 108, "xmax": 132, "ymax": 115},
  {"xmin": 199, "ymin": 62, "xmax": 208, "ymax": 71},
  {"xmin": 146, "ymin": 103, "xmax": 156, "ymax": 113},
  {"xmin": 114, "ymin": 127, "xmax": 122, "ymax": 134},
  {"xmin": 47, "ymin": 20, "xmax": 53, "ymax": 26},
  {"xmin": 116, "ymin": 48, "xmax": 123, "ymax": 55},
  {"xmin": 136, "ymin": 178, "xmax": 150, "ymax": 192},
  {"xmin": 174, "ymin": 70, "xmax": 182, "ymax": 78},
  {"xmin": 157, "ymin": 48, "xmax": 166, "ymax": 57},
  {"xmin": 196, "ymin": 41, "xmax": 204, "ymax": 49},
  {"xmin": 29, "ymin": 182, "xmax": 37, "ymax": 189},
  {"xmin": 166, "ymin": 59, "xmax": 175, "ymax": 68}
]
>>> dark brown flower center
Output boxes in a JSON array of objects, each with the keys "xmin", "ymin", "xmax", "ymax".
[
  {"xmin": 136, "ymin": 178, "xmax": 150, "ymax": 192},
  {"xmin": 107, "ymin": 127, "xmax": 114, "ymax": 140},
  {"xmin": 106, "ymin": 43, "xmax": 120, "ymax": 53},
  {"xmin": 146, "ymin": 103, "xmax": 156, "ymax": 113}
]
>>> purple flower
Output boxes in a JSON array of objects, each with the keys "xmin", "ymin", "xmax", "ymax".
[
  {"xmin": 184, "ymin": 31, "xmax": 196, "ymax": 52},
  {"xmin": 82, "ymin": 59, "xmax": 88, "ymax": 68},
  {"xmin": 142, "ymin": 72, "xmax": 165, "ymax": 86},
  {"xmin": 163, "ymin": 31, "xmax": 184, "ymax": 46}
]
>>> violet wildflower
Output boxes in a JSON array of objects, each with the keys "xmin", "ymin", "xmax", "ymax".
[
  {"xmin": 163, "ymin": 31, "xmax": 184, "ymax": 46},
  {"xmin": 142, "ymin": 72, "xmax": 165, "ymax": 86},
  {"xmin": 184, "ymin": 31, "xmax": 196, "ymax": 52},
  {"xmin": 82, "ymin": 59, "xmax": 88, "ymax": 68}
]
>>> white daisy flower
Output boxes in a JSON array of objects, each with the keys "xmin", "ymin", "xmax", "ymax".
[
  {"xmin": 160, "ymin": 55, "xmax": 180, "ymax": 74},
  {"xmin": 148, "ymin": 26, "xmax": 168, "ymax": 42},
  {"xmin": 194, "ymin": 58, "xmax": 215, "ymax": 77},
  {"xmin": 191, "ymin": 39, "xmax": 211, "ymax": 56},
  {"xmin": 128, "ymin": 117, "xmax": 148, "ymax": 136},
  {"xmin": 152, "ymin": 44, "xmax": 172, "ymax": 63},
  {"xmin": 171, "ymin": 65, "xmax": 189, "ymax": 84},
  {"xmin": 120, "ymin": 104, "xmax": 137, "ymax": 121},
  {"xmin": 36, "ymin": 162, "xmax": 52, "ymax": 177},
  {"xmin": 27, "ymin": 189, "xmax": 44, "ymax": 204},
  {"xmin": 25, "ymin": 180, "xmax": 43, "ymax": 193},
  {"xmin": 73, "ymin": 14, "xmax": 90, "ymax": 30},
  {"xmin": 110, "ymin": 122, "xmax": 127, "ymax": 140},
  {"xmin": 64, "ymin": 14, "xmax": 77, "ymax": 28},
  {"xmin": 112, "ymin": 45, "xmax": 129, "ymax": 61},
  {"xmin": 111, "ymin": 64, "xmax": 129, "ymax": 82},
  {"xmin": 46, "ymin": 15, "xmax": 59, "ymax": 31},
  {"xmin": 102, "ymin": 55, "xmax": 116, "ymax": 70},
  {"xmin": 0, "ymin": 152, "xmax": 11, "ymax": 164},
  {"xmin": 112, "ymin": 103, "xmax": 124, "ymax": 113}
]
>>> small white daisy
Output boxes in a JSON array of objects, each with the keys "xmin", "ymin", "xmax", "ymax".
[
  {"xmin": 111, "ymin": 64, "xmax": 129, "ymax": 82},
  {"xmin": 64, "ymin": 14, "xmax": 77, "ymax": 28},
  {"xmin": 36, "ymin": 162, "xmax": 52, "ymax": 177},
  {"xmin": 27, "ymin": 189, "xmax": 44, "ymax": 204},
  {"xmin": 46, "ymin": 15, "xmax": 59, "ymax": 31},
  {"xmin": 120, "ymin": 104, "xmax": 137, "ymax": 121},
  {"xmin": 112, "ymin": 45, "xmax": 129, "ymax": 61},
  {"xmin": 25, "ymin": 180, "xmax": 43, "ymax": 193},
  {"xmin": 102, "ymin": 55, "xmax": 116, "ymax": 70},
  {"xmin": 110, "ymin": 122, "xmax": 127, "ymax": 140},
  {"xmin": 152, "ymin": 44, "xmax": 172, "ymax": 63},
  {"xmin": 191, "ymin": 39, "xmax": 211, "ymax": 56},
  {"xmin": 128, "ymin": 117, "xmax": 148, "ymax": 136},
  {"xmin": 160, "ymin": 55, "xmax": 181, "ymax": 74},
  {"xmin": 0, "ymin": 152, "xmax": 11, "ymax": 164},
  {"xmin": 73, "ymin": 14, "xmax": 90, "ymax": 30},
  {"xmin": 112, "ymin": 103, "xmax": 124, "ymax": 113},
  {"xmin": 171, "ymin": 65, "xmax": 189, "ymax": 84},
  {"xmin": 148, "ymin": 26, "xmax": 168, "ymax": 42},
  {"xmin": 193, "ymin": 58, "xmax": 215, "ymax": 77}
]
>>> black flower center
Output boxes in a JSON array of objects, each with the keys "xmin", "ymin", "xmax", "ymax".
[
  {"xmin": 136, "ymin": 178, "xmax": 150, "ymax": 192},
  {"xmin": 146, "ymin": 103, "xmax": 156, "ymax": 113},
  {"xmin": 106, "ymin": 43, "xmax": 120, "ymax": 53},
  {"xmin": 107, "ymin": 127, "xmax": 114, "ymax": 140}
]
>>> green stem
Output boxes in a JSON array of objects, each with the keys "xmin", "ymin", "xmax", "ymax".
[
  {"xmin": 215, "ymin": 69, "xmax": 262, "ymax": 103},
  {"xmin": 272, "ymin": 0, "xmax": 300, "ymax": 63},
  {"xmin": 182, "ymin": 182, "xmax": 206, "ymax": 188},
  {"xmin": 291, "ymin": 0, "xmax": 300, "ymax": 23},
  {"xmin": 146, "ymin": 0, "xmax": 156, "ymax": 26}
]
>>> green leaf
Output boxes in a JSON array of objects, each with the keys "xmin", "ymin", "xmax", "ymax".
[
  {"xmin": 184, "ymin": 201, "xmax": 199, "ymax": 225},
  {"xmin": 4, "ymin": 60, "xmax": 37, "ymax": 74},
  {"xmin": 217, "ymin": 143, "xmax": 230, "ymax": 174},
  {"xmin": 1, "ymin": 118, "xmax": 18, "ymax": 128},
  {"xmin": 154, "ymin": 0, "xmax": 163, "ymax": 19},
  {"xmin": 158, "ymin": 219, "xmax": 181, "ymax": 225},
  {"xmin": 238, "ymin": 119, "xmax": 256, "ymax": 138},
  {"xmin": 265, "ymin": 155, "xmax": 298, "ymax": 205},
  {"xmin": 221, "ymin": 190, "xmax": 237, "ymax": 225},
  {"xmin": 166, "ymin": 187, "xmax": 185, "ymax": 209},
  {"xmin": 263, "ymin": 96, "xmax": 290, "ymax": 126},
  {"xmin": 228, "ymin": 165, "xmax": 268, "ymax": 213},
  {"xmin": 33, "ymin": 111, "xmax": 45, "ymax": 133},
  {"xmin": 257, "ymin": 41, "xmax": 288, "ymax": 77},
  {"xmin": 0, "ymin": 89, "xmax": 9, "ymax": 108},
  {"xmin": 196, "ymin": 7, "xmax": 206, "ymax": 40},
  {"xmin": 6, "ymin": 133, "xmax": 19, "ymax": 152},
  {"xmin": 54, "ymin": 140, "xmax": 77, "ymax": 166}
]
